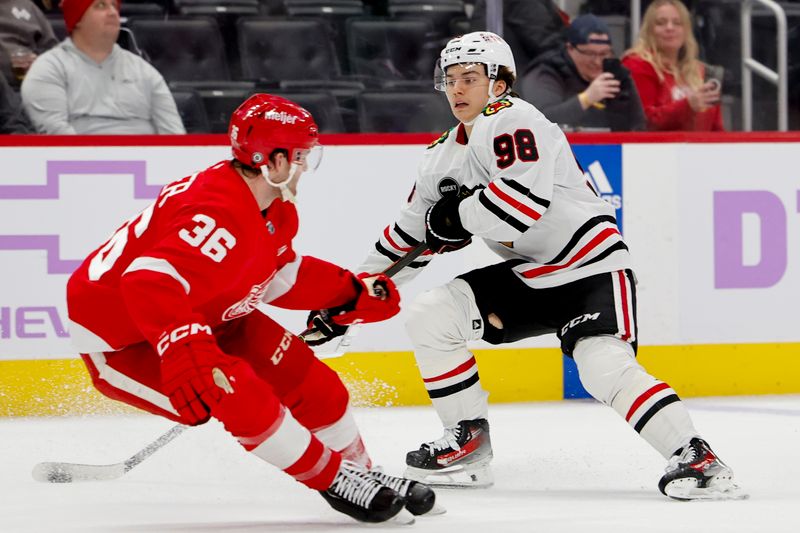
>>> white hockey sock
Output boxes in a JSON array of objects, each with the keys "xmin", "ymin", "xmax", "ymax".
[
  {"xmin": 313, "ymin": 407, "xmax": 370, "ymax": 467},
  {"xmin": 574, "ymin": 336, "xmax": 698, "ymax": 459},
  {"xmin": 422, "ymin": 351, "xmax": 490, "ymax": 427},
  {"xmin": 406, "ymin": 281, "xmax": 489, "ymax": 428}
]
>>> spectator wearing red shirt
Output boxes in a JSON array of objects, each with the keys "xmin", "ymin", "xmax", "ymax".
[{"xmin": 622, "ymin": 0, "xmax": 723, "ymax": 131}]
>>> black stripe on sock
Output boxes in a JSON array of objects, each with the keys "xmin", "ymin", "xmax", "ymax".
[
  {"xmin": 633, "ymin": 394, "xmax": 681, "ymax": 433},
  {"xmin": 426, "ymin": 372, "xmax": 481, "ymax": 399}
]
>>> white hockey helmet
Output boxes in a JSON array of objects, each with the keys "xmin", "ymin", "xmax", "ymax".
[{"xmin": 434, "ymin": 31, "xmax": 516, "ymax": 92}]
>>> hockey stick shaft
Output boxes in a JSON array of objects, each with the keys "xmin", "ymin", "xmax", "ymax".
[{"xmin": 32, "ymin": 423, "xmax": 188, "ymax": 483}]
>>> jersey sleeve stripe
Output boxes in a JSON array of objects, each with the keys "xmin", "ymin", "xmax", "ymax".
[
  {"xmin": 501, "ymin": 178, "xmax": 551, "ymax": 208},
  {"xmin": 519, "ymin": 226, "xmax": 621, "ymax": 278},
  {"xmin": 375, "ymin": 241, "xmax": 428, "ymax": 268},
  {"xmin": 478, "ymin": 190, "xmax": 530, "ymax": 233},
  {"xmin": 393, "ymin": 224, "xmax": 422, "ymax": 246},
  {"xmin": 383, "ymin": 226, "xmax": 413, "ymax": 252},
  {"xmin": 488, "ymin": 181, "xmax": 543, "ymax": 221},
  {"xmin": 547, "ymin": 215, "xmax": 618, "ymax": 265},
  {"xmin": 124, "ymin": 256, "xmax": 191, "ymax": 294}
]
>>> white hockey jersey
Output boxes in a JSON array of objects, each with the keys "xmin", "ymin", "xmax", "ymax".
[{"xmin": 359, "ymin": 95, "xmax": 632, "ymax": 289}]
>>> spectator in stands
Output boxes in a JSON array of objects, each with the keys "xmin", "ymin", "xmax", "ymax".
[
  {"xmin": 0, "ymin": 68, "xmax": 33, "ymax": 132},
  {"xmin": 0, "ymin": 0, "xmax": 59, "ymax": 88},
  {"xmin": 21, "ymin": 0, "xmax": 185, "ymax": 134},
  {"xmin": 519, "ymin": 14, "xmax": 646, "ymax": 131},
  {"xmin": 470, "ymin": 0, "xmax": 567, "ymax": 73},
  {"xmin": 622, "ymin": 0, "xmax": 723, "ymax": 131}
]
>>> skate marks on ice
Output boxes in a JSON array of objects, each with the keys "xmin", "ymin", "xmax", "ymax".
[{"xmin": 2, "ymin": 396, "xmax": 800, "ymax": 532}]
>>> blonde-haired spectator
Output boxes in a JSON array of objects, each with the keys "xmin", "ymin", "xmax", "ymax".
[{"xmin": 622, "ymin": 0, "xmax": 723, "ymax": 131}]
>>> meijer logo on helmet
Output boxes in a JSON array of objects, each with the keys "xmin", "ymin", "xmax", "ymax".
[{"xmin": 265, "ymin": 111, "xmax": 299, "ymax": 124}]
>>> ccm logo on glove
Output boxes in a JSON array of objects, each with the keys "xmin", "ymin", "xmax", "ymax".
[{"xmin": 157, "ymin": 323, "xmax": 213, "ymax": 356}]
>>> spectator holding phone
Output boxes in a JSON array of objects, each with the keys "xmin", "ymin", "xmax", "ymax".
[
  {"xmin": 622, "ymin": 0, "xmax": 723, "ymax": 131},
  {"xmin": 519, "ymin": 14, "xmax": 646, "ymax": 131}
]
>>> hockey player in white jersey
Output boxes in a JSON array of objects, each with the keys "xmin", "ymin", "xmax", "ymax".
[{"xmin": 308, "ymin": 32, "xmax": 743, "ymax": 501}]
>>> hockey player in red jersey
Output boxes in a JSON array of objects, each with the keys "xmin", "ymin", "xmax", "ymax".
[
  {"xmin": 307, "ymin": 33, "xmax": 744, "ymax": 501},
  {"xmin": 66, "ymin": 93, "xmax": 435, "ymax": 523}
]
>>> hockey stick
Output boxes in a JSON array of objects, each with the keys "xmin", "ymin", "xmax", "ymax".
[
  {"xmin": 32, "ymin": 245, "xmax": 428, "ymax": 483},
  {"xmin": 32, "ymin": 423, "xmax": 188, "ymax": 483},
  {"xmin": 300, "ymin": 241, "xmax": 428, "ymax": 358}
]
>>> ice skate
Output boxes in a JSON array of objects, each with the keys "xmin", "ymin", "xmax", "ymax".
[
  {"xmin": 369, "ymin": 468, "xmax": 445, "ymax": 515},
  {"xmin": 658, "ymin": 438, "xmax": 747, "ymax": 501},
  {"xmin": 320, "ymin": 460, "xmax": 412, "ymax": 524},
  {"xmin": 404, "ymin": 418, "xmax": 494, "ymax": 488}
]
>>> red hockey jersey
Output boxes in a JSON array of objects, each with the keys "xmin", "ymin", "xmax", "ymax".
[{"xmin": 67, "ymin": 160, "xmax": 357, "ymax": 353}]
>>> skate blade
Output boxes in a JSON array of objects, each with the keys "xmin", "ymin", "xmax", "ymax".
[
  {"xmin": 424, "ymin": 502, "xmax": 447, "ymax": 516},
  {"xmin": 404, "ymin": 460, "xmax": 493, "ymax": 489},
  {"xmin": 386, "ymin": 509, "xmax": 415, "ymax": 525},
  {"xmin": 665, "ymin": 478, "xmax": 749, "ymax": 501}
]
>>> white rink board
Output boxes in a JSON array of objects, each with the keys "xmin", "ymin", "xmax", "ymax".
[{"xmin": 2, "ymin": 140, "xmax": 799, "ymax": 358}]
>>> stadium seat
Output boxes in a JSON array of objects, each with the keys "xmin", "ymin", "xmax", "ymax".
[
  {"xmin": 282, "ymin": 1, "xmax": 366, "ymax": 73},
  {"xmin": 273, "ymin": 91, "xmax": 347, "ymax": 133},
  {"xmin": 387, "ymin": 2, "xmax": 466, "ymax": 41},
  {"xmin": 346, "ymin": 18, "xmax": 439, "ymax": 86},
  {"xmin": 357, "ymin": 91, "xmax": 454, "ymax": 132},
  {"xmin": 128, "ymin": 17, "xmax": 254, "ymax": 93},
  {"xmin": 237, "ymin": 18, "xmax": 342, "ymax": 83},
  {"xmin": 170, "ymin": 89, "xmax": 211, "ymax": 133}
]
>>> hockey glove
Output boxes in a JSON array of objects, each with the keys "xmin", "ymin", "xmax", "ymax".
[
  {"xmin": 158, "ymin": 317, "xmax": 231, "ymax": 425},
  {"xmin": 425, "ymin": 194, "xmax": 472, "ymax": 253},
  {"xmin": 303, "ymin": 273, "xmax": 401, "ymax": 346}
]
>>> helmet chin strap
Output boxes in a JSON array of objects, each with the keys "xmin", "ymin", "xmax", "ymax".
[{"xmin": 259, "ymin": 163, "xmax": 301, "ymax": 204}]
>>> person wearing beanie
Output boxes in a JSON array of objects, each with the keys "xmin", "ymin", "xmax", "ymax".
[
  {"xmin": 20, "ymin": 0, "xmax": 185, "ymax": 134},
  {"xmin": 518, "ymin": 13, "xmax": 646, "ymax": 131}
]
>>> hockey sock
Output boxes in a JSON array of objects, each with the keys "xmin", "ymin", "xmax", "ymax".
[{"xmin": 574, "ymin": 336, "xmax": 698, "ymax": 458}]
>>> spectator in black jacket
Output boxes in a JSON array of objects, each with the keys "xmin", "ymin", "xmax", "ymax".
[
  {"xmin": 0, "ymin": 67, "xmax": 33, "ymax": 132},
  {"xmin": 518, "ymin": 14, "xmax": 646, "ymax": 131}
]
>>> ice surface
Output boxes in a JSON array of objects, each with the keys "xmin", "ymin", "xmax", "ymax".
[{"xmin": 2, "ymin": 395, "xmax": 798, "ymax": 532}]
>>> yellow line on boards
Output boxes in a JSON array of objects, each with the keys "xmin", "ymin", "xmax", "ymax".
[{"xmin": 1, "ymin": 343, "xmax": 799, "ymax": 416}]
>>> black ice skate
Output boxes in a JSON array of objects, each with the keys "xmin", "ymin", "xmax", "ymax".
[
  {"xmin": 404, "ymin": 418, "xmax": 493, "ymax": 488},
  {"xmin": 658, "ymin": 438, "xmax": 747, "ymax": 501},
  {"xmin": 319, "ymin": 460, "xmax": 411, "ymax": 523},
  {"xmin": 369, "ymin": 468, "xmax": 444, "ymax": 515}
]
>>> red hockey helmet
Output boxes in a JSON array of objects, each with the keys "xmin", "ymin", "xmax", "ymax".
[{"xmin": 229, "ymin": 94, "xmax": 321, "ymax": 170}]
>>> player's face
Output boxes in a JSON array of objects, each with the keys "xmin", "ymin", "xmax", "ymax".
[
  {"xmin": 652, "ymin": 3, "xmax": 685, "ymax": 55},
  {"xmin": 443, "ymin": 64, "xmax": 492, "ymax": 124}
]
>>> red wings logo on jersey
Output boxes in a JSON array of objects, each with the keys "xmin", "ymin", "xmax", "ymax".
[
  {"xmin": 222, "ymin": 272, "xmax": 276, "ymax": 321},
  {"xmin": 482, "ymin": 99, "xmax": 513, "ymax": 116}
]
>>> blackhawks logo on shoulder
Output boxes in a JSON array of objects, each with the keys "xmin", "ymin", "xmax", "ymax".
[
  {"xmin": 427, "ymin": 128, "xmax": 451, "ymax": 149},
  {"xmin": 482, "ymin": 99, "xmax": 513, "ymax": 116}
]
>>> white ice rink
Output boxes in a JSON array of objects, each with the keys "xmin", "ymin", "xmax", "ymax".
[{"xmin": 2, "ymin": 395, "xmax": 799, "ymax": 533}]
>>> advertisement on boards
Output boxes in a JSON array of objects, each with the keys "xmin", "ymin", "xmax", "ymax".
[
  {"xmin": 0, "ymin": 146, "xmax": 228, "ymax": 358},
  {"xmin": 676, "ymin": 144, "xmax": 800, "ymax": 344}
]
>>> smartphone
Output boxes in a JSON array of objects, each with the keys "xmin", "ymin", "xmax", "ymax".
[
  {"xmin": 602, "ymin": 57, "xmax": 625, "ymax": 79},
  {"xmin": 704, "ymin": 64, "xmax": 724, "ymax": 93}
]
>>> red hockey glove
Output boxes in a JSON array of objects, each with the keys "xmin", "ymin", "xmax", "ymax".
[
  {"xmin": 330, "ymin": 273, "xmax": 400, "ymax": 325},
  {"xmin": 425, "ymin": 193, "xmax": 472, "ymax": 254},
  {"xmin": 303, "ymin": 273, "xmax": 400, "ymax": 346},
  {"xmin": 158, "ymin": 318, "xmax": 229, "ymax": 425}
]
